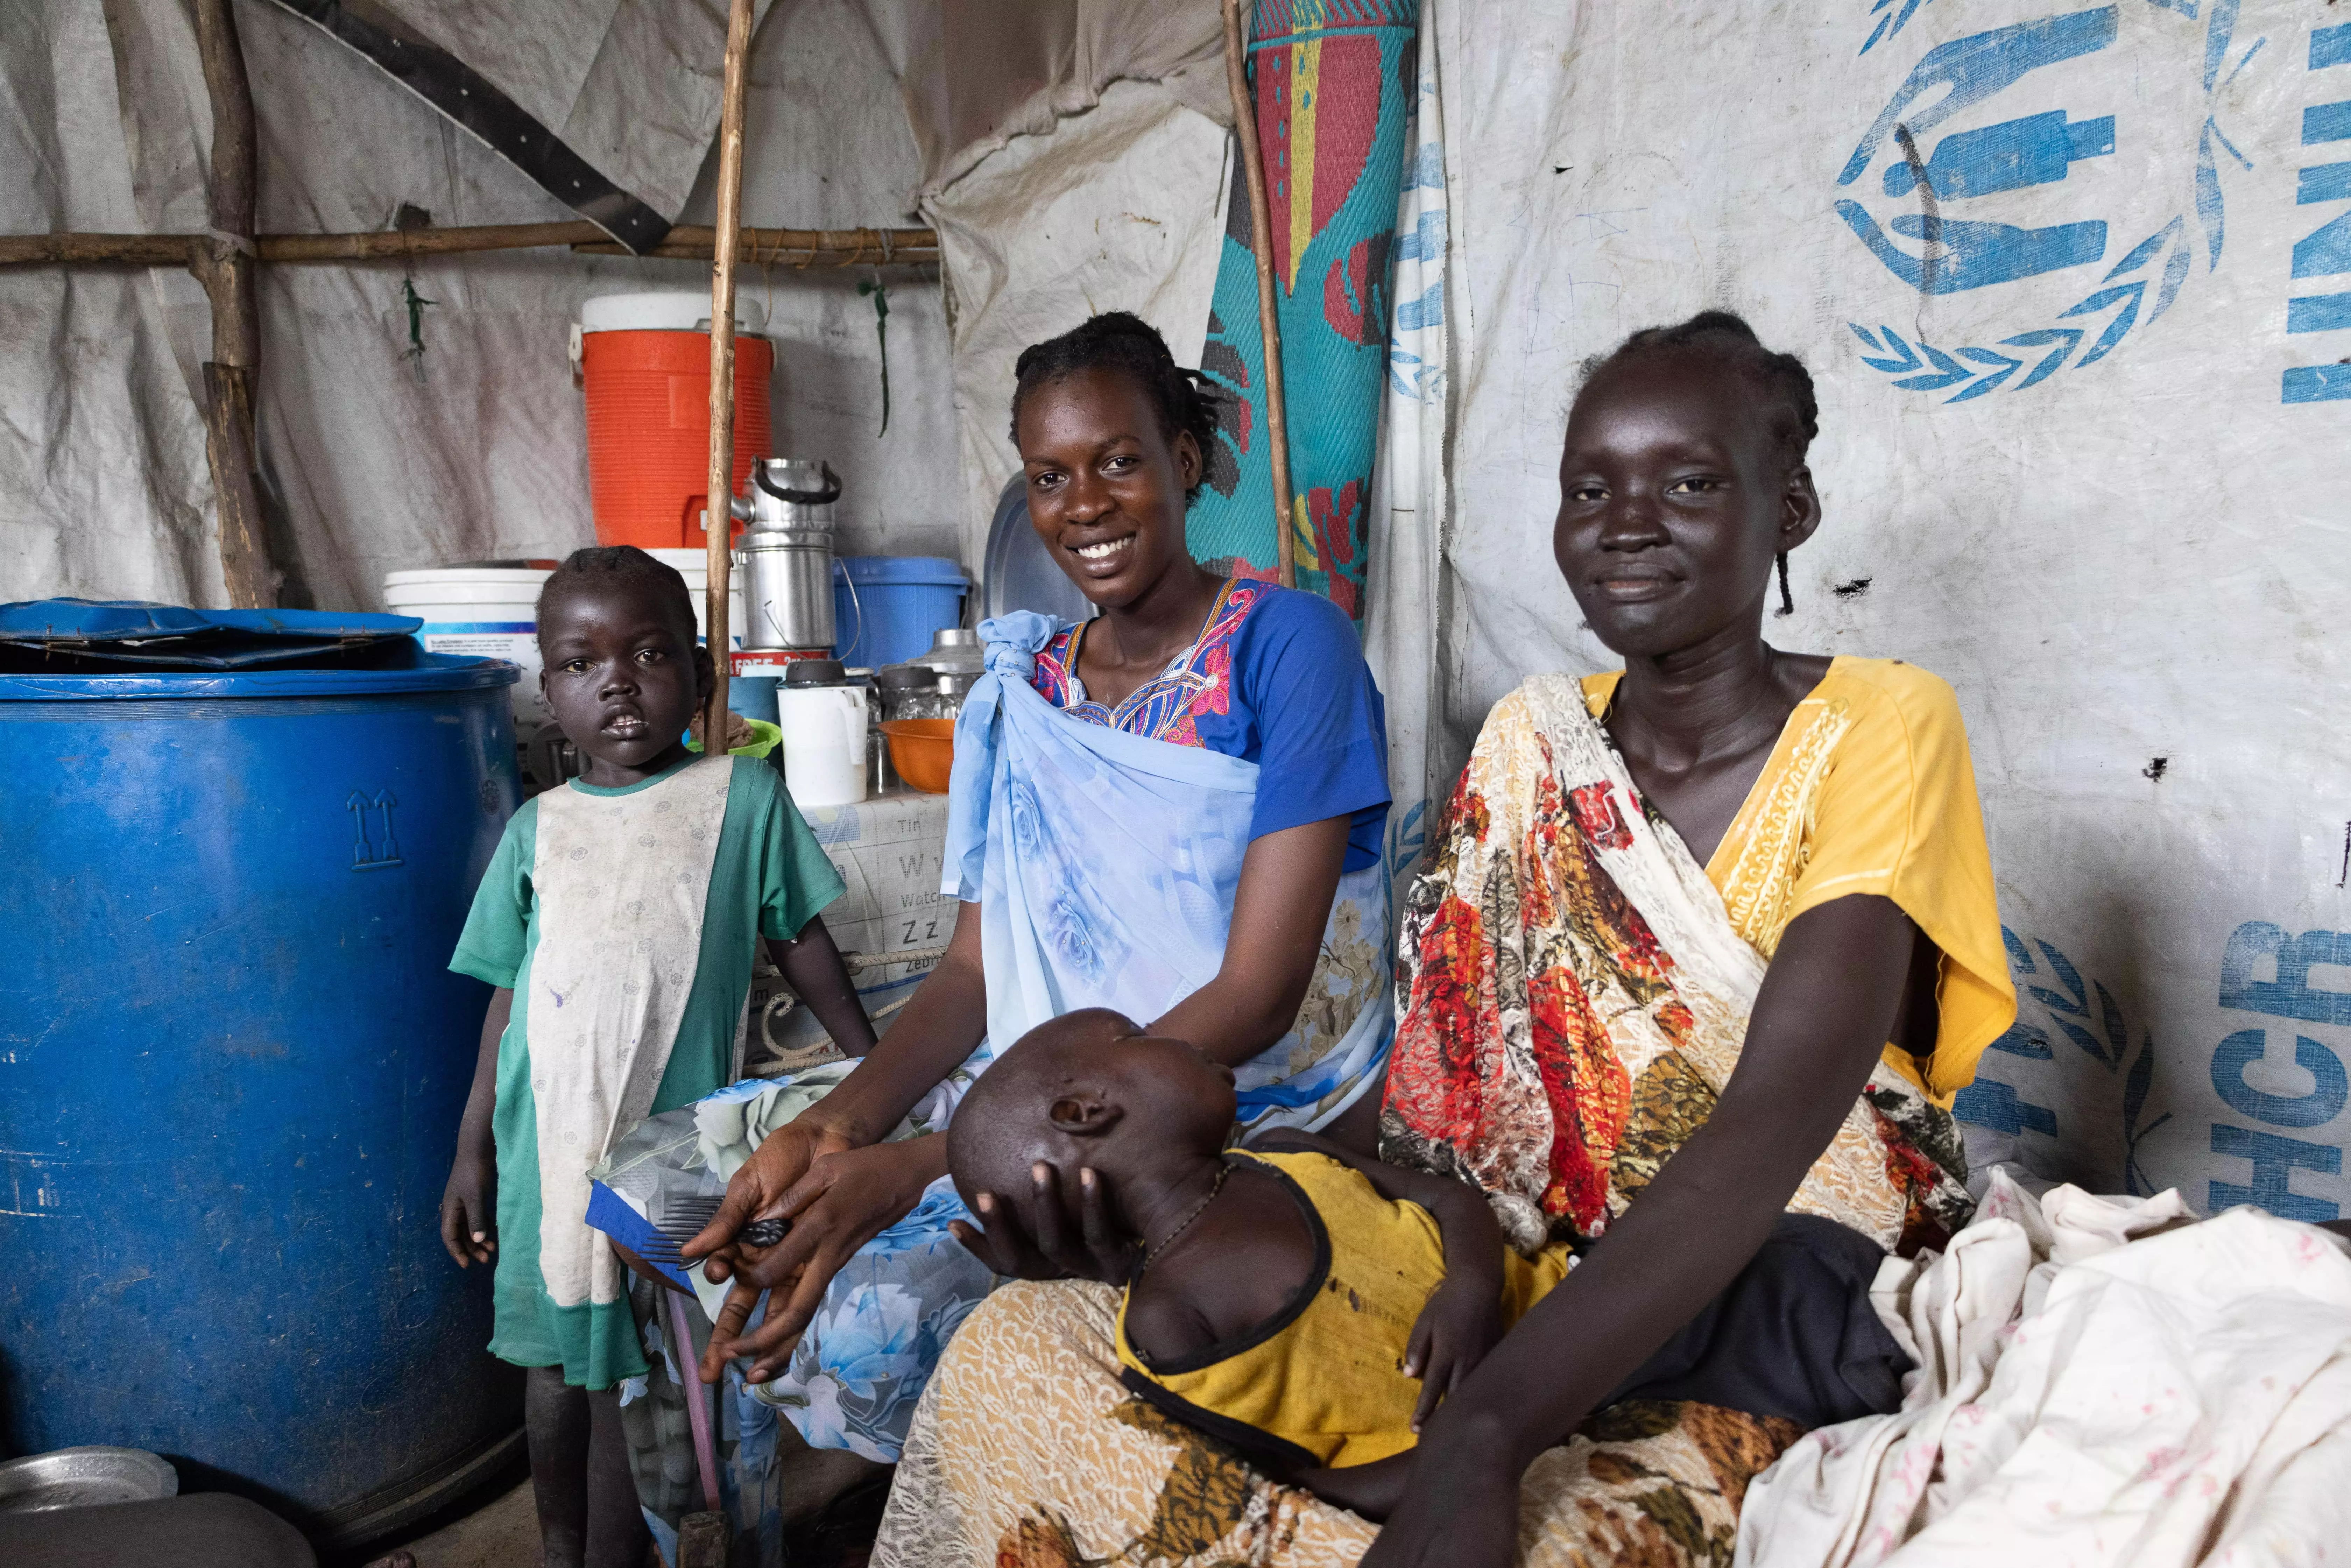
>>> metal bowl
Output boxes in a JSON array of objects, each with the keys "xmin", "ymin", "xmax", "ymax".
[{"xmin": 0, "ymin": 1447, "xmax": 178, "ymax": 1513}]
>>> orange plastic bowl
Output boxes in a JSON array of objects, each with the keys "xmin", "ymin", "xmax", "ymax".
[{"xmin": 881, "ymin": 718, "xmax": 957, "ymax": 793}]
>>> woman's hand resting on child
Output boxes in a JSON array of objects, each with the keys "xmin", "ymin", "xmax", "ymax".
[{"xmin": 948, "ymin": 1163, "xmax": 1141, "ymax": 1286}]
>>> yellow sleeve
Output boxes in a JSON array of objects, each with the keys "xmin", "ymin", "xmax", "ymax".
[{"xmin": 1783, "ymin": 663, "xmax": 2017, "ymax": 1105}]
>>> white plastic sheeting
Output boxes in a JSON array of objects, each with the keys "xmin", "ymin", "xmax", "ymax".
[
  {"xmin": 1, "ymin": 0, "xmax": 960, "ymax": 611},
  {"xmin": 1416, "ymin": 0, "xmax": 2351, "ymax": 1220},
  {"xmin": 886, "ymin": 0, "xmax": 1229, "ymax": 202},
  {"xmin": 927, "ymin": 78, "xmax": 1231, "ymax": 572},
  {"xmin": 0, "ymin": 2, "xmax": 223, "ymax": 605},
  {"xmin": 294, "ymin": 0, "xmax": 770, "ymax": 229}
]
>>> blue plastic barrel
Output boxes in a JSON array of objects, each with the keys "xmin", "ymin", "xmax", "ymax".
[
  {"xmin": 0, "ymin": 643, "xmax": 525, "ymax": 1544},
  {"xmin": 832, "ymin": 555, "xmax": 968, "ymax": 669}
]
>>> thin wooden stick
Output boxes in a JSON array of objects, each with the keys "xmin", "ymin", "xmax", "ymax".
[
  {"xmin": 0, "ymin": 224, "xmax": 939, "ymax": 268},
  {"xmin": 264, "ymin": 222, "xmax": 599, "ymax": 261},
  {"xmin": 1221, "ymin": 0, "xmax": 1297, "ymax": 589},
  {"xmin": 192, "ymin": 0, "xmax": 274, "ymax": 609},
  {"xmin": 578, "ymin": 225, "xmax": 939, "ymax": 264},
  {"xmin": 0, "ymin": 233, "xmax": 201, "ymax": 265},
  {"xmin": 703, "ymin": 0, "xmax": 756, "ymax": 749}
]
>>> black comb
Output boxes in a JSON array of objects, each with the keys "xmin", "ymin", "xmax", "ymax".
[{"xmin": 628, "ymin": 1195, "xmax": 726, "ymax": 1269}]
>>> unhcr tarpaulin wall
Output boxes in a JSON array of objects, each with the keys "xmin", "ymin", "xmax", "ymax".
[{"xmin": 1397, "ymin": 0, "xmax": 2351, "ymax": 1220}]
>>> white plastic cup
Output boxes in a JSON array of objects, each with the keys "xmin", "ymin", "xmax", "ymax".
[{"xmin": 774, "ymin": 685, "xmax": 868, "ymax": 808}]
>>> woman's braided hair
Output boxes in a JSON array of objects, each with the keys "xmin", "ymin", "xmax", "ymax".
[
  {"xmin": 1598, "ymin": 309, "xmax": 1819, "ymax": 472},
  {"xmin": 1010, "ymin": 311, "xmax": 1223, "ymax": 501},
  {"xmin": 1592, "ymin": 310, "xmax": 1820, "ymax": 614}
]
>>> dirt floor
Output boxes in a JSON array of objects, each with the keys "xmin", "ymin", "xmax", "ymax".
[
  {"xmin": 354, "ymin": 1467, "xmax": 889, "ymax": 1568},
  {"xmin": 382, "ymin": 1479, "xmax": 539, "ymax": 1568}
]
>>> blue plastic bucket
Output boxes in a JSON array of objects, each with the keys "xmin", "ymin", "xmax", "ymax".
[{"xmin": 832, "ymin": 556, "xmax": 968, "ymax": 669}]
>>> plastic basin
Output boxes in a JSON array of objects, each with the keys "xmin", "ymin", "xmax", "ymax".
[{"xmin": 880, "ymin": 718, "xmax": 956, "ymax": 793}]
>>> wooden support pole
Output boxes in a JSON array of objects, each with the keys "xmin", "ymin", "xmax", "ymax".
[
  {"xmin": 0, "ymin": 224, "xmax": 941, "ymax": 268},
  {"xmin": 0, "ymin": 233, "xmax": 204, "ymax": 265},
  {"xmin": 700, "ymin": 0, "xmax": 756, "ymax": 758},
  {"xmin": 191, "ymin": 0, "xmax": 275, "ymax": 610},
  {"xmin": 1221, "ymin": 0, "xmax": 1297, "ymax": 589}
]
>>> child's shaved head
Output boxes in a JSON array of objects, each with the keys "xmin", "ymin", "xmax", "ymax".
[
  {"xmin": 537, "ymin": 545, "xmax": 698, "ymax": 647},
  {"xmin": 945, "ymin": 1010, "xmax": 1237, "ymax": 1227},
  {"xmin": 947, "ymin": 1011, "xmax": 1134, "ymax": 1209}
]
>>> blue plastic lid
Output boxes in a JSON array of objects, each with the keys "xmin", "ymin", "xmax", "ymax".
[
  {"xmin": 0, "ymin": 597, "xmax": 429, "ymax": 676},
  {"xmin": 0, "ymin": 597, "xmax": 515, "ymax": 698},
  {"xmin": 0, "ymin": 647, "xmax": 519, "ymax": 702},
  {"xmin": 835, "ymin": 556, "xmax": 969, "ymax": 587},
  {"xmin": 0, "ymin": 598, "xmax": 422, "ymax": 642}
]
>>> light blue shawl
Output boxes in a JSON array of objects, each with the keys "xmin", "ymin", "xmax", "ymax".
[{"xmin": 941, "ymin": 612, "xmax": 1390, "ymax": 1132}]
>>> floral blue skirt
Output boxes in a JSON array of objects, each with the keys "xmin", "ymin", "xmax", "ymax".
[
  {"xmin": 741, "ymin": 1177, "xmax": 996, "ymax": 1460},
  {"xmin": 592, "ymin": 1063, "xmax": 1001, "ymax": 1465}
]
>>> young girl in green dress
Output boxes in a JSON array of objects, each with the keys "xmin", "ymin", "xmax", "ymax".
[{"xmin": 437, "ymin": 546, "xmax": 875, "ymax": 1568}]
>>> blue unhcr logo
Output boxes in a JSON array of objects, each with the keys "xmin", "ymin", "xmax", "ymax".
[
  {"xmin": 2282, "ymin": 23, "xmax": 2351, "ymax": 403},
  {"xmin": 1837, "ymin": 3, "xmax": 2261, "ymax": 402}
]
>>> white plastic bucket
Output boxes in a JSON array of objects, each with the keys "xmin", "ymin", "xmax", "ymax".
[
  {"xmin": 383, "ymin": 567, "xmax": 552, "ymax": 727},
  {"xmin": 774, "ymin": 685, "xmax": 868, "ymax": 807}
]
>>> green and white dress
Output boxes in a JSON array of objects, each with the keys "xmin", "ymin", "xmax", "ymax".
[{"xmin": 450, "ymin": 753, "xmax": 844, "ymax": 1387}]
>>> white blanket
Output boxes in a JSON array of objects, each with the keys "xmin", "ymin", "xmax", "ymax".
[{"xmin": 1736, "ymin": 1172, "xmax": 2351, "ymax": 1568}]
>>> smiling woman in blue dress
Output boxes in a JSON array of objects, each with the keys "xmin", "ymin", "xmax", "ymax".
[{"xmin": 674, "ymin": 311, "xmax": 1395, "ymax": 1461}]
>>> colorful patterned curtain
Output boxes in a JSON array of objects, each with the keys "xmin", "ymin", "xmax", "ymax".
[{"xmin": 1187, "ymin": 0, "xmax": 1421, "ymax": 623}]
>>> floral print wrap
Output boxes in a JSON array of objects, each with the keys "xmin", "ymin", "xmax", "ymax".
[{"xmin": 1381, "ymin": 674, "xmax": 1973, "ymax": 1256}]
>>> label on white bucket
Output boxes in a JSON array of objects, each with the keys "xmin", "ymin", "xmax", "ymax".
[{"xmin": 417, "ymin": 622, "xmax": 545, "ymax": 726}]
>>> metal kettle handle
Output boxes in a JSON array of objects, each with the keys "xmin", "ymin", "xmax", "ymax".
[{"xmin": 755, "ymin": 459, "xmax": 842, "ymax": 507}]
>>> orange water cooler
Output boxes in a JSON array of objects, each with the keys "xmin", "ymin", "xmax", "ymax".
[{"xmin": 576, "ymin": 291, "xmax": 772, "ymax": 549}]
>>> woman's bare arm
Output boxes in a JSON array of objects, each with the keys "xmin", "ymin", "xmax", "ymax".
[
  {"xmin": 1153, "ymin": 814, "xmax": 1351, "ymax": 1065},
  {"xmin": 1362, "ymin": 892, "xmax": 1921, "ymax": 1568}
]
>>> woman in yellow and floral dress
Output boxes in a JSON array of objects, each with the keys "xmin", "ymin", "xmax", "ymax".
[{"xmin": 880, "ymin": 311, "xmax": 2016, "ymax": 1568}]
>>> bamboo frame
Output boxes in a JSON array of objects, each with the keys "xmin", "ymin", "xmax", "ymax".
[
  {"xmin": 4, "ymin": 6, "xmax": 935, "ymax": 622},
  {"xmin": 0, "ymin": 224, "xmax": 939, "ymax": 268},
  {"xmin": 193, "ymin": 0, "xmax": 275, "ymax": 610},
  {"xmin": 700, "ymin": 0, "xmax": 757, "ymax": 754},
  {"xmin": 1221, "ymin": 0, "xmax": 1297, "ymax": 589}
]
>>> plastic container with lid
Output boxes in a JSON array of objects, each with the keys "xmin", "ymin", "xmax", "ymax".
[
  {"xmin": 774, "ymin": 659, "xmax": 868, "ymax": 808},
  {"xmin": 576, "ymin": 291, "xmax": 774, "ymax": 551},
  {"xmin": 832, "ymin": 556, "xmax": 968, "ymax": 670},
  {"xmin": 383, "ymin": 564, "xmax": 553, "ymax": 726},
  {"xmin": 876, "ymin": 662, "xmax": 939, "ymax": 722},
  {"xmin": 0, "ymin": 600, "xmax": 524, "ymax": 1542}
]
